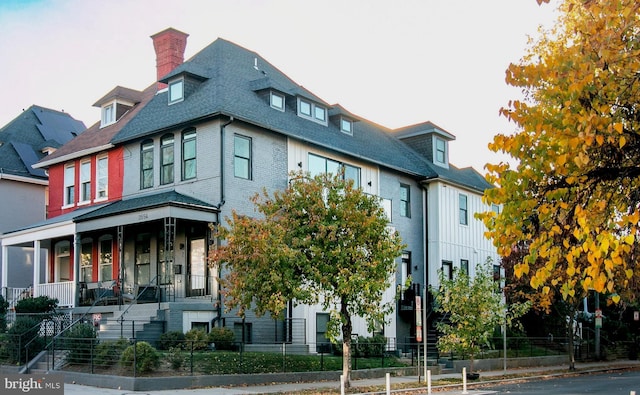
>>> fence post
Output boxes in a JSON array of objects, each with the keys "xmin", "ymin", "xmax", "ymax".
[
  {"xmin": 90, "ymin": 338, "xmax": 94, "ymax": 374},
  {"xmin": 133, "ymin": 339, "xmax": 137, "ymax": 378}
]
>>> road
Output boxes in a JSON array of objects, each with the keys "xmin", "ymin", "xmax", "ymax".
[{"xmin": 477, "ymin": 369, "xmax": 640, "ymax": 394}]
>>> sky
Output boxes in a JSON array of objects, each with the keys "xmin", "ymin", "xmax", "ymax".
[{"xmin": 0, "ymin": 0, "xmax": 560, "ymax": 173}]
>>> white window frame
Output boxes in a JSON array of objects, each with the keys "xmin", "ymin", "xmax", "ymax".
[
  {"xmin": 297, "ymin": 98, "xmax": 327, "ymax": 125},
  {"xmin": 96, "ymin": 155, "xmax": 108, "ymax": 201},
  {"xmin": 459, "ymin": 193, "xmax": 468, "ymax": 225},
  {"xmin": 100, "ymin": 101, "xmax": 116, "ymax": 127},
  {"xmin": 79, "ymin": 160, "xmax": 91, "ymax": 204},
  {"xmin": 169, "ymin": 78, "xmax": 184, "ymax": 104},
  {"xmin": 234, "ymin": 134, "xmax": 252, "ymax": 180},
  {"xmin": 434, "ymin": 137, "xmax": 448, "ymax": 166},
  {"xmin": 400, "ymin": 184, "xmax": 411, "ymax": 218},
  {"xmin": 270, "ymin": 91, "xmax": 285, "ymax": 111},
  {"xmin": 340, "ymin": 117, "xmax": 353, "ymax": 135},
  {"xmin": 63, "ymin": 164, "xmax": 75, "ymax": 207}
]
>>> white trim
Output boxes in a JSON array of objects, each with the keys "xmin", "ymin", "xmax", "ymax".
[
  {"xmin": 34, "ymin": 144, "xmax": 113, "ymax": 168},
  {"xmin": 0, "ymin": 221, "xmax": 76, "ymax": 246},
  {"xmin": 0, "ymin": 173, "xmax": 48, "ymax": 186}
]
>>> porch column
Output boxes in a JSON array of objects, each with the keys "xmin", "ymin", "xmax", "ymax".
[
  {"xmin": 1, "ymin": 244, "xmax": 7, "ymax": 289},
  {"xmin": 74, "ymin": 233, "xmax": 81, "ymax": 307},
  {"xmin": 33, "ymin": 240, "xmax": 41, "ymax": 293}
]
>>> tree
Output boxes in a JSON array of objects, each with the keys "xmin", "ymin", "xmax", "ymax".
[
  {"xmin": 432, "ymin": 260, "xmax": 529, "ymax": 374},
  {"xmin": 210, "ymin": 171, "xmax": 405, "ymax": 386},
  {"xmin": 482, "ymin": 0, "xmax": 640, "ymax": 311}
]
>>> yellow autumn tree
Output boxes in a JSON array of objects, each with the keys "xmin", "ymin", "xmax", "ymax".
[{"xmin": 482, "ymin": 0, "xmax": 640, "ymax": 307}]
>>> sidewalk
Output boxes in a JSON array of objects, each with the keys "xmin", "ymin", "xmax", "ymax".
[{"xmin": 62, "ymin": 359, "xmax": 640, "ymax": 394}]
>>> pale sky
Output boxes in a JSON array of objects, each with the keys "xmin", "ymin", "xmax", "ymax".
[{"xmin": 0, "ymin": 0, "xmax": 559, "ymax": 173}]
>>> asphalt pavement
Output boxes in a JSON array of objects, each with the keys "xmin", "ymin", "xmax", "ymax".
[{"xmin": 60, "ymin": 359, "xmax": 640, "ymax": 395}]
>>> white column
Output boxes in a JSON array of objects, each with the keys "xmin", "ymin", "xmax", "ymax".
[
  {"xmin": 33, "ymin": 240, "xmax": 41, "ymax": 296},
  {"xmin": 1, "ymin": 244, "xmax": 8, "ymax": 288}
]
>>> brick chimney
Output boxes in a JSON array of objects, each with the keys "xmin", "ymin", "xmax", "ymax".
[{"xmin": 151, "ymin": 28, "xmax": 189, "ymax": 90}]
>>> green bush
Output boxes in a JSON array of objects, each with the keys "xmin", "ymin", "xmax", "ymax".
[
  {"xmin": 158, "ymin": 330, "xmax": 186, "ymax": 350},
  {"xmin": 207, "ymin": 327, "xmax": 234, "ymax": 350},
  {"xmin": 14, "ymin": 296, "xmax": 58, "ymax": 314},
  {"xmin": 184, "ymin": 329, "xmax": 209, "ymax": 351},
  {"xmin": 94, "ymin": 338, "xmax": 129, "ymax": 368},
  {"xmin": 120, "ymin": 341, "xmax": 160, "ymax": 373},
  {"xmin": 0, "ymin": 295, "xmax": 9, "ymax": 333},
  {"xmin": 167, "ymin": 346, "xmax": 185, "ymax": 370},
  {"xmin": 62, "ymin": 323, "xmax": 97, "ymax": 364},
  {"xmin": 354, "ymin": 334, "xmax": 386, "ymax": 357},
  {"xmin": 7, "ymin": 316, "xmax": 44, "ymax": 363}
]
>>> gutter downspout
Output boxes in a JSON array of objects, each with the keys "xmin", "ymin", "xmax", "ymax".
[
  {"xmin": 216, "ymin": 116, "xmax": 234, "ymax": 210},
  {"xmin": 422, "ymin": 186, "xmax": 428, "ymax": 372}
]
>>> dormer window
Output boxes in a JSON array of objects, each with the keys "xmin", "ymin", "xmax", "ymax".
[
  {"xmin": 298, "ymin": 98, "xmax": 327, "ymax": 125},
  {"xmin": 270, "ymin": 91, "xmax": 285, "ymax": 111},
  {"xmin": 101, "ymin": 102, "xmax": 116, "ymax": 127},
  {"xmin": 169, "ymin": 78, "xmax": 184, "ymax": 104},
  {"xmin": 340, "ymin": 118, "xmax": 353, "ymax": 135},
  {"xmin": 434, "ymin": 137, "xmax": 448, "ymax": 166}
]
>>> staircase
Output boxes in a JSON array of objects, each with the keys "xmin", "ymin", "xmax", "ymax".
[
  {"xmin": 21, "ymin": 350, "xmax": 69, "ymax": 374},
  {"xmin": 98, "ymin": 304, "xmax": 164, "ymax": 346}
]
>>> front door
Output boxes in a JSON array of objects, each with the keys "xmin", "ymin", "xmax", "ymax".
[{"xmin": 187, "ymin": 238, "xmax": 206, "ymax": 297}]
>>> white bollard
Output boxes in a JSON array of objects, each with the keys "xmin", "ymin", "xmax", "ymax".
[
  {"xmin": 630, "ymin": 391, "xmax": 635, "ymax": 395},
  {"xmin": 427, "ymin": 369, "xmax": 432, "ymax": 394},
  {"xmin": 340, "ymin": 375, "xmax": 345, "ymax": 395},
  {"xmin": 386, "ymin": 372, "xmax": 391, "ymax": 395},
  {"xmin": 462, "ymin": 367, "xmax": 468, "ymax": 394}
]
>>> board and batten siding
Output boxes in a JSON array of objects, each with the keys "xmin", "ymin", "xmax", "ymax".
[{"xmin": 426, "ymin": 181, "xmax": 499, "ymax": 286}]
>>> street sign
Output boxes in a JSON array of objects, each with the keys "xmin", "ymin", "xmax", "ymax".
[{"xmin": 415, "ymin": 295, "xmax": 422, "ymax": 342}]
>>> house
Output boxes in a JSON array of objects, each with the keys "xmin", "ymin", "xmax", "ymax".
[
  {"xmin": 0, "ymin": 28, "xmax": 497, "ymax": 350},
  {"xmin": 0, "ymin": 105, "xmax": 85, "ymax": 305}
]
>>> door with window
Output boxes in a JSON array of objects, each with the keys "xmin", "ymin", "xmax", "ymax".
[{"xmin": 187, "ymin": 238, "xmax": 206, "ymax": 297}]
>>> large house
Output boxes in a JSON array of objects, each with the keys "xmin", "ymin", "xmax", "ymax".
[
  {"xmin": 0, "ymin": 28, "xmax": 497, "ymax": 349},
  {"xmin": 0, "ymin": 106, "xmax": 85, "ymax": 303}
]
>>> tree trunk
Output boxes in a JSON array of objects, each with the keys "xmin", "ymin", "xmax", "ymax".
[{"xmin": 341, "ymin": 301, "xmax": 352, "ymax": 388}]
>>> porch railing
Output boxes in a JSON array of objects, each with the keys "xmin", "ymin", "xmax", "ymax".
[
  {"xmin": 35, "ymin": 282, "xmax": 75, "ymax": 307},
  {"xmin": 2, "ymin": 286, "xmax": 33, "ymax": 310}
]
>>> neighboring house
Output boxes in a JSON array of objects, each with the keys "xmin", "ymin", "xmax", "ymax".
[
  {"xmin": 0, "ymin": 105, "xmax": 85, "ymax": 304},
  {"xmin": 0, "ymin": 28, "xmax": 496, "ymax": 350}
]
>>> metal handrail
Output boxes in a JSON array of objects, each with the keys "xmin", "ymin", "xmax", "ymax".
[{"xmin": 116, "ymin": 275, "xmax": 162, "ymax": 337}]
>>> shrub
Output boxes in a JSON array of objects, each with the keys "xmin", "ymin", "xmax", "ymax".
[
  {"xmin": 120, "ymin": 341, "xmax": 160, "ymax": 373},
  {"xmin": 14, "ymin": 296, "xmax": 58, "ymax": 314},
  {"xmin": 94, "ymin": 338, "xmax": 129, "ymax": 368},
  {"xmin": 207, "ymin": 327, "xmax": 234, "ymax": 350},
  {"xmin": 167, "ymin": 346, "xmax": 185, "ymax": 370},
  {"xmin": 7, "ymin": 316, "xmax": 44, "ymax": 363},
  {"xmin": 158, "ymin": 330, "xmax": 186, "ymax": 350},
  {"xmin": 62, "ymin": 323, "xmax": 97, "ymax": 364},
  {"xmin": 0, "ymin": 295, "xmax": 9, "ymax": 333},
  {"xmin": 354, "ymin": 334, "xmax": 386, "ymax": 357},
  {"xmin": 184, "ymin": 329, "xmax": 209, "ymax": 351}
]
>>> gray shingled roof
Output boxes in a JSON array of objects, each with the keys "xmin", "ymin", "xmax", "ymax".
[
  {"xmin": 112, "ymin": 38, "xmax": 436, "ymax": 178},
  {"xmin": 73, "ymin": 190, "xmax": 218, "ymax": 222},
  {"xmin": 0, "ymin": 105, "xmax": 85, "ymax": 179}
]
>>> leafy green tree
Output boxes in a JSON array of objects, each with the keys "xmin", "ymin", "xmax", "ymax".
[
  {"xmin": 432, "ymin": 260, "xmax": 529, "ymax": 373},
  {"xmin": 482, "ymin": 0, "xmax": 640, "ymax": 307},
  {"xmin": 210, "ymin": 171, "xmax": 405, "ymax": 386}
]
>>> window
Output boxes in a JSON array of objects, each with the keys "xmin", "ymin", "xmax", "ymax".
[
  {"xmin": 492, "ymin": 204, "xmax": 500, "ymax": 214},
  {"xmin": 160, "ymin": 134, "xmax": 174, "ymax": 185},
  {"xmin": 435, "ymin": 137, "xmax": 446, "ymax": 165},
  {"xmin": 80, "ymin": 160, "xmax": 91, "ymax": 203},
  {"xmin": 297, "ymin": 98, "xmax": 327, "ymax": 125},
  {"xmin": 270, "ymin": 91, "xmax": 285, "ymax": 111},
  {"xmin": 96, "ymin": 156, "xmax": 108, "ymax": 200},
  {"xmin": 340, "ymin": 118, "xmax": 353, "ymax": 135},
  {"xmin": 460, "ymin": 259, "xmax": 469, "ymax": 276},
  {"xmin": 101, "ymin": 103, "xmax": 115, "ymax": 127},
  {"xmin": 99, "ymin": 236, "xmax": 112, "ymax": 281},
  {"xmin": 64, "ymin": 164, "xmax": 75, "ymax": 206},
  {"xmin": 400, "ymin": 184, "xmax": 411, "ymax": 217},
  {"xmin": 81, "ymin": 238, "xmax": 93, "ymax": 283},
  {"xmin": 442, "ymin": 260, "xmax": 453, "ymax": 280},
  {"xmin": 54, "ymin": 241, "xmax": 71, "ymax": 282},
  {"xmin": 169, "ymin": 79, "xmax": 184, "ymax": 104},
  {"xmin": 459, "ymin": 194, "xmax": 468, "ymax": 225},
  {"xmin": 182, "ymin": 129, "xmax": 197, "ymax": 180},
  {"xmin": 308, "ymin": 153, "xmax": 361, "ymax": 187},
  {"xmin": 316, "ymin": 313, "xmax": 330, "ymax": 353},
  {"xmin": 140, "ymin": 140, "xmax": 154, "ymax": 189},
  {"xmin": 234, "ymin": 134, "xmax": 252, "ymax": 179},
  {"xmin": 401, "ymin": 251, "xmax": 412, "ymax": 286}
]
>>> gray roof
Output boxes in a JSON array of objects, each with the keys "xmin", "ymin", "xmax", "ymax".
[
  {"xmin": 0, "ymin": 105, "xmax": 85, "ymax": 179},
  {"xmin": 74, "ymin": 190, "xmax": 218, "ymax": 222},
  {"xmin": 112, "ymin": 37, "xmax": 490, "ymax": 191}
]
